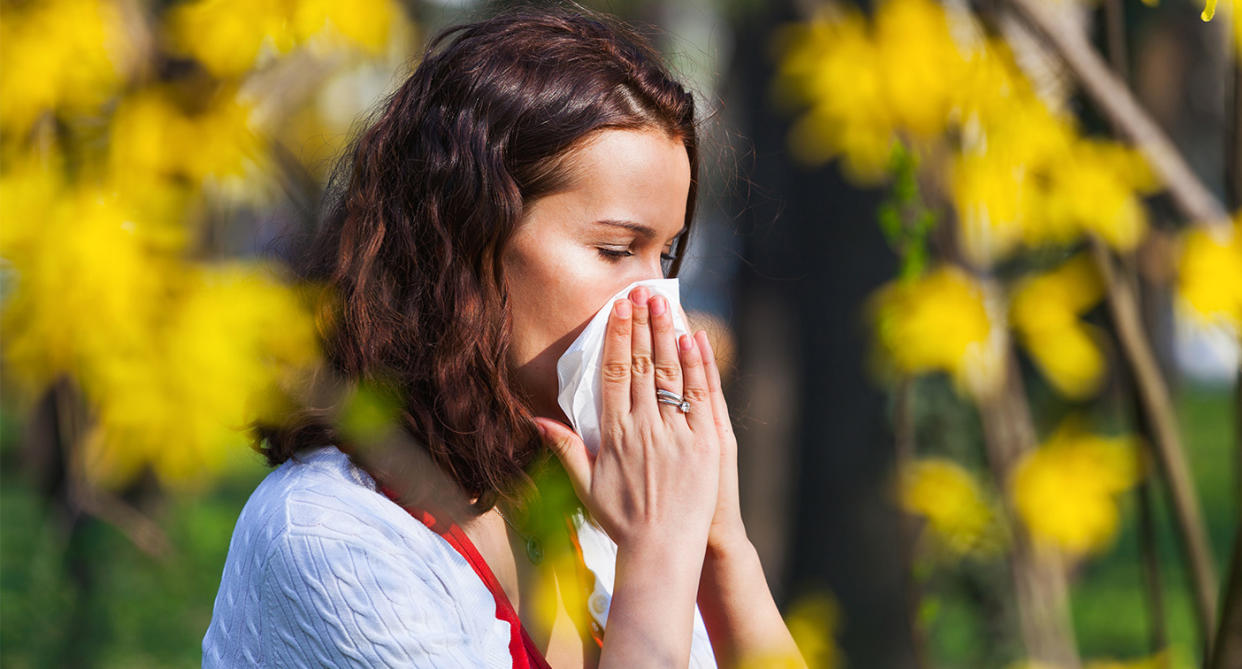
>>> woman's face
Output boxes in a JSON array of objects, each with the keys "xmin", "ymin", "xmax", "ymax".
[{"xmin": 501, "ymin": 128, "xmax": 691, "ymax": 420}]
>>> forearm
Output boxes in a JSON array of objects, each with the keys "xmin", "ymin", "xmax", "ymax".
[
  {"xmin": 696, "ymin": 536, "xmax": 805, "ymax": 669},
  {"xmin": 599, "ymin": 537, "xmax": 706, "ymax": 669}
]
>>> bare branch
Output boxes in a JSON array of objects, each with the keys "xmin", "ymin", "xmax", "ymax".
[{"xmin": 1006, "ymin": 0, "xmax": 1229, "ymax": 224}]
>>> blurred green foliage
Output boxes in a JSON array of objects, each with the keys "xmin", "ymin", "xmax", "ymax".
[
  {"xmin": 0, "ymin": 382, "xmax": 1233, "ymax": 666},
  {"xmin": 899, "ymin": 379, "xmax": 1234, "ymax": 668}
]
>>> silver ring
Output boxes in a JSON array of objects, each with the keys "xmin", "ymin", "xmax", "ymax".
[{"xmin": 656, "ymin": 389, "xmax": 691, "ymax": 414}]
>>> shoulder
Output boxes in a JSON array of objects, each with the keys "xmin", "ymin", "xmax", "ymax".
[
  {"xmin": 203, "ymin": 445, "xmax": 512, "ymax": 668},
  {"xmin": 235, "ymin": 445, "xmax": 419, "ymax": 555}
]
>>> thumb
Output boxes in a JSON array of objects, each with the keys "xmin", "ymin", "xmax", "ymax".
[{"xmin": 533, "ymin": 417, "xmax": 592, "ymax": 494}]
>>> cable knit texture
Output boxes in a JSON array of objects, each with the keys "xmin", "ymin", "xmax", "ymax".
[
  {"xmin": 202, "ymin": 445, "xmax": 512, "ymax": 667},
  {"xmin": 202, "ymin": 444, "xmax": 719, "ymax": 667}
]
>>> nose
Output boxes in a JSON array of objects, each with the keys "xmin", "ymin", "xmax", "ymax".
[
  {"xmin": 645, "ymin": 251, "xmax": 668, "ymax": 281},
  {"xmin": 612, "ymin": 266, "xmax": 663, "ymax": 303},
  {"xmin": 632, "ymin": 261, "xmax": 664, "ymax": 285}
]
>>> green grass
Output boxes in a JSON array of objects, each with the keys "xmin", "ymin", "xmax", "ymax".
[
  {"xmin": 0, "ymin": 448, "xmax": 269, "ymax": 668},
  {"xmin": 1067, "ymin": 383, "xmax": 1236, "ymax": 668},
  {"xmin": 912, "ymin": 381, "xmax": 1236, "ymax": 668}
]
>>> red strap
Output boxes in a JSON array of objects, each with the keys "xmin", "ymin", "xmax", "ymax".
[{"xmin": 379, "ymin": 485, "xmax": 551, "ymax": 669}]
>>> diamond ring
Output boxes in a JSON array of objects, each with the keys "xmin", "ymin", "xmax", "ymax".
[{"xmin": 655, "ymin": 389, "xmax": 691, "ymax": 414}]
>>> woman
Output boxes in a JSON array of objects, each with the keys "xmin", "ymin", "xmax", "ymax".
[{"xmin": 203, "ymin": 6, "xmax": 803, "ymax": 668}]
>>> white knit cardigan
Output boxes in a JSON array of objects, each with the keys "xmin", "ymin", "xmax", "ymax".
[{"xmin": 201, "ymin": 445, "xmax": 718, "ymax": 667}]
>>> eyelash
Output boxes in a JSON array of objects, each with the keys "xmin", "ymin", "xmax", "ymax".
[{"xmin": 597, "ymin": 248, "xmax": 678, "ymax": 263}]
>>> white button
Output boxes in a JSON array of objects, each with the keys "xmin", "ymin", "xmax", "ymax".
[{"xmin": 588, "ymin": 591, "xmax": 610, "ymax": 616}]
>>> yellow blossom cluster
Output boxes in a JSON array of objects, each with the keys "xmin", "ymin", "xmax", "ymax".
[
  {"xmin": 0, "ymin": 0, "xmax": 411, "ymax": 491},
  {"xmin": 952, "ymin": 114, "xmax": 1157, "ymax": 267},
  {"xmin": 1, "ymin": 158, "xmax": 320, "ymax": 490},
  {"xmin": 0, "ymin": 0, "xmax": 137, "ymax": 136},
  {"xmin": 108, "ymin": 85, "xmax": 267, "ymax": 192},
  {"xmin": 898, "ymin": 457, "xmax": 1003, "ymax": 558},
  {"xmin": 774, "ymin": 0, "xmax": 1159, "ymax": 268},
  {"xmin": 1009, "ymin": 254, "xmax": 1108, "ymax": 399},
  {"xmin": 167, "ymin": 0, "xmax": 403, "ymax": 77},
  {"xmin": 1010, "ymin": 417, "xmax": 1144, "ymax": 557},
  {"xmin": 1177, "ymin": 215, "xmax": 1242, "ymax": 333},
  {"xmin": 869, "ymin": 266, "xmax": 1005, "ymax": 399}
]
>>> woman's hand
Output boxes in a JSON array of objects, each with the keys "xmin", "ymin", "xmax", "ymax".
[
  {"xmin": 691, "ymin": 329, "xmax": 748, "ymax": 555},
  {"xmin": 534, "ymin": 285, "xmax": 721, "ymax": 553}
]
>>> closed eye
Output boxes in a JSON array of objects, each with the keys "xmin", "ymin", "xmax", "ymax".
[{"xmin": 596, "ymin": 248, "xmax": 678, "ymax": 262}]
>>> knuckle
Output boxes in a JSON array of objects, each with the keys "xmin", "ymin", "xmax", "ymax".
[
  {"xmin": 602, "ymin": 361, "xmax": 630, "ymax": 383},
  {"xmin": 630, "ymin": 353, "xmax": 653, "ymax": 376},
  {"xmin": 654, "ymin": 362, "xmax": 681, "ymax": 383},
  {"xmin": 604, "ymin": 422, "xmax": 627, "ymax": 447},
  {"xmin": 683, "ymin": 386, "xmax": 710, "ymax": 404}
]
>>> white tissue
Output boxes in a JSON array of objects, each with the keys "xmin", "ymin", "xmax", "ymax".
[{"xmin": 555, "ymin": 278, "xmax": 690, "ymax": 455}]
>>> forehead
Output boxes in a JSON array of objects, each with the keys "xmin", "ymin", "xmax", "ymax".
[{"xmin": 531, "ymin": 128, "xmax": 691, "ymax": 236}]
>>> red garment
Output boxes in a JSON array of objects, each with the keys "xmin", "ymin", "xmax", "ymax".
[{"xmin": 379, "ymin": 485, "xmax": 553, "ymax": 669}]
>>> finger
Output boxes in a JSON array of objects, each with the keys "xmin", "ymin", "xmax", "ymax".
[
  {"xmin": 696, "ymin": 330, "xmax": 734, "ymax": 440},
  {"xmin": 648, "ymin": 295, "xmax": 684, "ymax": 420},
  {"xmin": 600, "ymin": 299, "xmax": 632, "ymax": 416},
  {"xmin": 628, "ymin": 286, "xmax": 656, "ymax": 413},
  {"xmin": 535, "ymin": 417, "xmax": 593, "ymax": 499},
  {"xmin": 677, "ymin": 333, "xmax": 714, "ymax": 435}
]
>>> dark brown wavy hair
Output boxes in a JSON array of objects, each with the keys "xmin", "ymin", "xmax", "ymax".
[{"xmin": 252, "ymin": 5, "xmax": 699, "ymax": 513}]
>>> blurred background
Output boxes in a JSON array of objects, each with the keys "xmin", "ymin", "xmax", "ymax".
[{"xmin": 1, "ymin": 0, "xmax": 1239, "ymax": 667}]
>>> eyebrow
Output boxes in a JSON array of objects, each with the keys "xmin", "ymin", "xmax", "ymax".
[{"xmin": 594, "ymin": 219, "xmax": 688, "ymax": 241}]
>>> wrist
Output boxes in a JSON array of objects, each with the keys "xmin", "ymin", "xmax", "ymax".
[
  {"xmin": 619, "ymin": 527, "xmax": 710, "ymax": 563},
  {"xmin": 705, "ymin": 522, "xmax": 752, "ymax": 558}
]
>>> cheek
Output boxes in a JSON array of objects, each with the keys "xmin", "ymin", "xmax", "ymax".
[{"xmin": 508, "ymin": 253, "xmax": 639, "ymax": 365}]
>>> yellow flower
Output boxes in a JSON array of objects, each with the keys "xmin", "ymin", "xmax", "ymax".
[
  {"xmin": 293, "ymin": 0, "xmax": 400, "ymax": 57},
  {"xmin": 108, "ymin": 85, "xmax": 267, "ymax": 190},
  {"xmin": 1, "ymin": 185, "xmax": 174, "ymax": 396},
  {"xmin": 167, "ymin": 0, "xmax": 403, "ymax": 77},
  {"xmin": 1044, "ymin": 140, "xmax": 1157, "ymax": 252},
  {"xmin": 774, "ymin": 10, "xmax": 896, "ymax": 182},
  {"xmin": 898, "ymin": 458, "xmax": 1001, "ymax": 558},
  {"xmin": 0, "ymin": 164, "xmax": 319, "ymax": 490},
  {"xmin": 953, "ymin": 40, "xmax": 1031, "ymax": 126},
  {"xmin": 774, "ymin": 0, "xmax": 980, "ymax": 182},
  {"xmin": 1009, "ymin": 254, "xmax": 1108, "ymax": 399},
  {"xmin": 166, "ymin": 0, "xmax": 294, "ymax": 78},
  {"xmin": 0, "ymin": 0, "xmax": 135, "ymax": 134},
  {"xmin": 870, "ymin": 266, "xmax": 1005, "ymax": 398},
  {"xmin": 952, "ymin": 97, "xmax": 1157, "ymax": 267},
  {"xmin": 1011, "ymin": 417, "xmax": 1143, "ymax": 557},
  {"xmin": 79, "ymin": 263, "xmax": 320, "ymax": 490},
  {"xmin": 875, "ymin": 0, "xmax": 969, "ymax": 140},
  {"xmin": 775, "ymin": 0, "xmax": 1158, "ymax": 264},
  {"xmin": 1177, "ymin": 216, "xmax": 1242, "ymax": 332},
  {"xmin": 0, "ymin": 152, "xmax": 64, "ymax": 258},
  {"xmin": 951, "ymin": 97, "xmax": 1077, "ymax": 266}
]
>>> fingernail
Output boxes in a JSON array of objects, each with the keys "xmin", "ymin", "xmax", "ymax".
[
  {"xmin": 630, "ymin": 286, "xmax": 648, "ymax": 305},
  {"xmin": 650, "ymin": 296, "xmax": 666, "ymax": 316},
  {"xmin": 679, "ymin": 334, "xmax": 693, "ymax": 351},
  {"xmin": 614, "ymin": 299, "xmax": 631, "ymax": 318}
]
